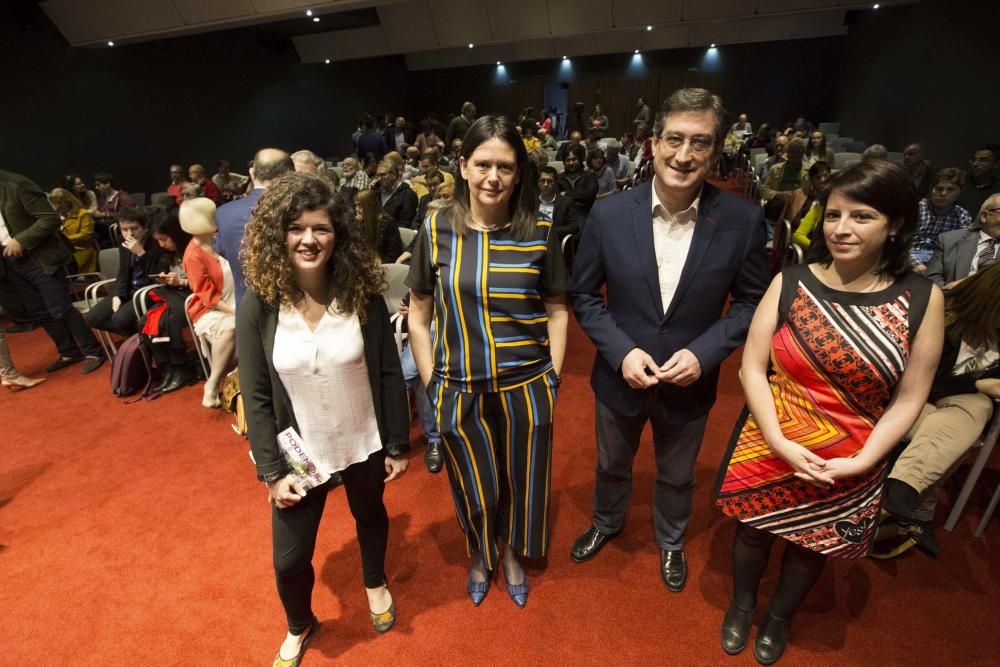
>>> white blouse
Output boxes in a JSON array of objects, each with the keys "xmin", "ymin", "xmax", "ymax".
[{"xmin": 273, "ymin": 303, "xmax": 382, "ymax": 474}]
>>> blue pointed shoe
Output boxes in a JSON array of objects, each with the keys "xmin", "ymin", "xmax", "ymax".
[
  {"xmin": 467, "ymin": 575, "xmax": 490, "ymax": 606},
  {"xmin": 506, "ymin": 575, "xmax": 529, "ymax": 608}
]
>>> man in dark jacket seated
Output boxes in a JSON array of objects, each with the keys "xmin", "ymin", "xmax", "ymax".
[{"xmin": 538, "ymin": 166, "xmax": 585, "ymax": 241}]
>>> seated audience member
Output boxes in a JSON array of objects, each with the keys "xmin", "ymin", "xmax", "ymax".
[
  {"xmin": 446, "ymin": 138, "xmax": 463, "ymax": 172},
  {"xmin": 85, "ymin": 207, "xmax": 166, "ymax": 336},
  {"xmin": 445, "ymin": 101, "xmax": 477, "ymax": 146},
  {"xmin": 356, "ymin": 114, "xmax": 388, "ymax": 161},
  {"xmin": 874, "ymin": 262, "xmax": 1000, "ymax": 558},
  {"xmin": 730, "ymin": 113, "xmax": 752, "ymax": 140},
  {"xmin": 166, "ymin": 164, "xmax": 187, "ymax": 205},
  {"xmin": 142, "ymin": 208, "xmax": 195, "ymax": 393},
  {"xmin": 375, "ymin": 159, "xmax": 418, "ymax": 229},
  {"xmin": 49, "ymin": 188, "xmax": 97, "ymax": 273},
  {"xmin": 957, "ymin": 146, "xmax": 1000, "ymax": 215},
  {"xmin": 403, "ymin": 146, "xmax": 422, "ymax": 180},
  {"xmin": 862, "ymin": 144, "xmax": 888, "ymax": 162},
  {"xmin": 925, "ymin": 193, "xmax": 1000, "ymax": 288},
  {"xmin": 412, "ymin": 171, "xmax": 443, "ymax": 228},
  {"xmin": 0, "ymin": 324, "xmax": 45, "ymax": 390},
  {"xmin": 212, "ymin": 160, "xmax": 249, "ymax": 202},
  {"xmin": 180, "ymin": 182, "xmax": 203, "ymax": 200},
  {"xmin": 788, "ymin": 161, "xmax": 832, "ymax": 230},
  {"xmin": 902, "ymin": 143, "xmax": 935, "ymax": 197},
  {"xmin": 363, "ymin": 153, "xmax": 379, "ymax": 180},
  {"xmin": 384, "ymin": 115, "xmax": 414, "ymax": 154},
  {"xmin": 538, "ymin": 128, "xmax": 558, "ymax": 151},
  {"xmin": 62, "ymin": 174, "xmax": 98, "ymax": 213},
  {"xmin": 188, "ymin": 164, "xmax": 222, "ymax": 205},
  {"xmin": 1, "ymin": 169, "xmax": 105, "ymax": 373},
  {"xmin": 621, "ymin": 132, "xmax": 640, "ymax": 161},
  {"xmin": 292, "ymin": 150, "xmax": 339, "ymax": 191},
  {"xmin": 529, "ymin": 147, "xmax": 549, "ymax": 171},
  {"xmin": 720, "ymin": 127, "xmax": 743, "ymax": 181},
  {"xmin": 341, "ymin": 157, "xmax": 369, "ymax": 190},
  {"xmin": 604, "ymin": 139, "xmax": 633, "ymax": 189},
  {"xmin": 757, "ymin": 135, "xmax": 789, "ymax": 184},
  {"xmin": 395, "ymin": 182, "xmax": 455, "ymax": 266},
  {"xmin": 762, "ymin": 138, "xmax": 807, "ymax": 221},
  {"xmin": 538, "ymin": 165, "xmax": 585, "ymax": 241},
  {"xmin": 912, "ymin": 168, "xmax": 973, "ymax": 271},
  {"xmin": 589, "ymin": 104, "xmax": 609, "ymax": 138},
  {"xmin": 804, "ymin": 130, "xmax": 835, "ymax": 169},
  {"xmin": 556, "ymin": 130, "xmax": 584, "ymax": 162},
  {"xmin": 353, "ymin": 189, "xmax": 402, "ymax": 263},
  {"xmin": 411, "ymin": 150, "xmax": 455, "ymax": 199},
  {"xmin": 414, "ymin": 120, "xmax": 445, "ymax": 154},
  {"xmin": 588, "ymin": 149, "xmax": 617, "ymax": 199},
  {"xmin": 93, "ymin": 172, "xmax": 135, "ymax": 225},
  {"xmin": 743, "ymin": 123, "xmax": 772, "ymax": 152},
  {"xmin": 522, "ymin": 122, "xmax": 542, "ymax": 153},
  {"xmin": 179, "ymin": 198, "xmax": 236, "ymax": 409},
  {"xmin": 558, "ymin": 143, "xmax": 599, "ymax": 215},
  {"xmin": 793, "ymin": 115, "xmax": 813, "ymax": 133}
]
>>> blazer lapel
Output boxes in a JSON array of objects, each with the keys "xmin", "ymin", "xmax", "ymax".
[
  {"xmin": 955, "ymin": 229, "xmax": 979, "ymax": 277},
  {"xmin": 631, "ymin": 183, "xmax": 663, "ymax": 316},
  {"xmin": 663, "ymin": 184, "xmax": 721, "ymax": 322}
]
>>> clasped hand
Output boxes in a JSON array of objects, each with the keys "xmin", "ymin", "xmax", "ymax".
[
  {"xmin": 621, "ymin": 347, "xmax": 702, "ymax": 390},
  {"xmin": 770, "ymin": 438, "xmax": 869, "ymax": 488}
]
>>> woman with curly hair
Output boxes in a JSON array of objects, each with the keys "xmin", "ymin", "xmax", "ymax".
[{"xmin": 238, "ymin": 172, "xmax": 410, "ymax": 667}]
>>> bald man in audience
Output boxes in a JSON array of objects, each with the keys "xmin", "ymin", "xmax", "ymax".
[
  {"xmin": 215, "ymin": 148, "xmax": 293, "ymax": 312},
  {"xmin": 925, "ymin": 193, "xmax": 1000, "ymax": 288},
  {"xmin": 902, "ymin": 143, "xmax": 935, "ymax": 197},
  {"xmin": 188, "ymin": 164, "xmax": 222, "ymax": 204}
]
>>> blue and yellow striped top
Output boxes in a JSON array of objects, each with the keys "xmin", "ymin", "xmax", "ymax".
[{"xmin": 406, "ymin": 209, "xmax": 569, "ymax": 393}]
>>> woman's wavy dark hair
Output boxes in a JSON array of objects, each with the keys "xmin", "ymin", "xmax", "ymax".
[
  {"xmin": 805, "ymin": 160, "xmax": 919, "ymax": 279},
  {"xmin": 447, "ymin": 115, "xmax": 538, "ymax": 241},
  {"xmin": 240, "ymin": 172, "xmax": 385, "ymax": 319},
  {"xmin": 944, "ymin": 262, "xmax": 1000, "ymax": 350},
  {"xmin": 149, "ymin": 207, "xmax": 191, "ymax": 260}
]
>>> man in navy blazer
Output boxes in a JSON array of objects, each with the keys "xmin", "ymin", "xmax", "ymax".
[
  {"xmin": 568, "ymin": 89, "xmax": 769, "ymax": 592},
  {"xmin": 215, "ymin": 148, "xmax": 292, "ymax": 313},
  {"xmin": 924, "ymin": 193, "xmax": 1000, "ymax": 287}
]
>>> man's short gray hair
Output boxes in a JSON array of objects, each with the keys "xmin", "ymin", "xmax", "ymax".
[
  {"xmin": 979, "ymin": 193, "xmax": 1000, "ymax": 221},
  {"xmin": 653, "ymin": 88, "xmax": 728, "ymax": 144},
  {"xmin": 291, "ymin": 149, "xmax": 326, "ymax": 173}
]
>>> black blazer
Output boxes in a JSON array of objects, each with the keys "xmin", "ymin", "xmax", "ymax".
[
  {"xmin": 383, "ymin": 125, "xmax": 415, "ymax": 153},
  {"xmin": 548, "ymin": 195, "xmax": 586, "ymax": 240},
  {"xmin": 238, "ymin": 290, "xmax": 410, "ymax": 483},
  {"xmin": 0, "ymin": 169, "xmax": 73, "ymax": 277},
  {"xmin": 115, "ymin": 237, "xmax": 167, "ymax": 300},
  {"xmin": 570, "ymin": 181, "xmax": 769, "ymax": 420},
  {"xmin": 382, "ymin": 183, "xmax": 418, "ymax": 230}
]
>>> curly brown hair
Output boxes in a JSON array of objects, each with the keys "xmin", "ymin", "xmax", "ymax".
[
  {"xmin": 944, "ymin": 262, "xmax": 1000, "ymax": 350},
  {"xmin": 241, "ymin": 172, "xmax": 386, "ymax": 319}
]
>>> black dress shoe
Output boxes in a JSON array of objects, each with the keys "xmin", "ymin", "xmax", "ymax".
[
  {"xmin": 424, "ymin": 440, "xmax": 443, "ymax": 473},
  {"xmin": 570, "ymin": 525, "xmax": 618, "ymax": 563},
  {"xmin": 721, "ymin": 599, "xmax": 754, "ymax": 655},
  {"xmin": 151, "ymin": 365, "xmax": 174, "ymax": 393},
  {"xmin": 5, "ymin": 323, "xmax": 37, "ymax": 334},
  {"xmin": 659, "ymin": 549, "xmax": 687, "ymax": 592},
  {"xmin": 81, "ymin": 356, "xmax": 105, "ymax": 374},
  {"xmin": 45, "ymin": 356, "xmax": 84, "ymax": 373},
  {"xmin": 160, "ymin": 367, "xmax": 194, "ymax": 394},
  {"xmin": 754, "ymin": 613, "xmax": 790, "ymax": 665}
]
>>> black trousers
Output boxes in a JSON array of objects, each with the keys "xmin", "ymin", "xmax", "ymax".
[
  {"xmin": 85, "ymin": 295, "xmax": 139, "ymax": 335},
  {"xmin": 0, "ymin": 255, "xmax": 103, "ymax": 358},
  {"xmin": 272, "ymin": 450, "xmax": 389, "ymax": 634}
]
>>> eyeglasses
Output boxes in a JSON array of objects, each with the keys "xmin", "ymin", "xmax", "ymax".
[{"xmin": 660, "ymin": 133, "xmax": 715, "ymax": 154}]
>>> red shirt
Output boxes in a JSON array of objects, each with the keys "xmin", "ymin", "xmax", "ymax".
[
  {"xmin": 198, "ymin": 177, "xmax": 222, "ymax": 205},
  {"xmin": 167, "ymin": 181, "xmax": 187, "ymax": 205}
]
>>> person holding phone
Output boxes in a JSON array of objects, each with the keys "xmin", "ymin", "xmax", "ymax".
[{"xmin": 238, "ymin": 172, "xmax": 409, "ymax": 666}]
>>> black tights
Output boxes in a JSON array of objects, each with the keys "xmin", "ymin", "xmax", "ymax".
[{"xmin": 732, "ymin": 522, "xmax": 827, "ymax": 619}]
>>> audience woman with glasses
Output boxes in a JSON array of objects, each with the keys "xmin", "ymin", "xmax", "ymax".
[
  {"xmin": 406, "ymin": 115, "xmax": 569, "ymax": 608},
  {"xmin": 715, "ymin": 160, "xmax": 944, "ymax": 664},
  {"xmin": 238, "ymin": 172, "xmax": 410, "ymax": 666}
]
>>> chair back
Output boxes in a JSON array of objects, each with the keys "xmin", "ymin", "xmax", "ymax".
[
  {"xmin": 98, "ymin": 247, "xmax": 120, "ymax": 280},
  {"xmin": 818, "ymin": 122, "xmax": 840, "ymax": 135},
  {"xmin": 833, "ymin": 152, "xmax": 863, "ymax": 169},
  {"xmin": 398, "ymin": 227, "xmax": 417, "ymax": 248},
  {"xmin": 549, "ymin": 160, "xmax": 564, "ymax": 174},
  {"xmin": 130, "ymin": 192, "xmax": 147, "ymax": 206},
  {"xmin": 886, "ymin": 151, "xmax": 904, "ymax": 165},
  {"xmin": 381, "ymin": 263, "xmax": 409, "ymax": 313}
]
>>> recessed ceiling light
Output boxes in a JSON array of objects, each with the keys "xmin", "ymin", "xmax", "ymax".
[
  {"xmin": 646, "ymin": 25, "xmax": 652, "ymax": 31},
  {"xmin": 634, "ymin": 49, "xmax": 639, "ymax": 54},
  {"xmin": 324, "ymin": 58, "xmax": 330, "ymax": 64},
  {"xmin": 710, "ymin": 43, "xmax": 716, "ymax": 48},
  {"xmin": 107, "ymin": 41, "xmax": 114, "ymax": 47},
  {"xmin": 873, "ymin": 2, "xmax": 880, "ymax": 8},
  {"xmin": 313, "ymin": 17, "xmax": 320, "ymax": 22},
  {"xmin": 306, "ymin": 9, "xmax": 312, "ymax": 16},
  {"xmin": 562, "ymin": 55, "xmax": 567, "ymax": 60},
  {"xmin": 496, "ymin": 61, "xmax": 501, "ymax": 65},
  {"xmin": 468, "ymin": 43, "xmax": 474, "ymax": 48}
]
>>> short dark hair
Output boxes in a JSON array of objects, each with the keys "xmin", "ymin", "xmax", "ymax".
[
  {"xmin": 118, "ymin": 207, "xmax": 147, "ymax": 226},
  {"xmin": 653, "ymin": 88, "xmax": 728, "ymax": 144},
  {"xmin": 933, "ymin": 167, "xmax": 965, "ymax": 188},
  {"xmin": 538, "ymin": 166, "xmax": 558, "ymax": 179},
  {"xmin": 807, "ymin": 160, "xmax": 919, "ymax": 279},
  {"xmin": 587, "ymin": 148, "xmax": 605, "ymax": 163},
  {"xmin": 808, "ymin": 161, "xmax": 830, "ymax": 178},
  {"xmin": 93, "ymin": 172, "xmax": 114, "ymax": 186},
  {"xmin": 567, "ymin": 143, "xmax": 587, "ymax": 162}
]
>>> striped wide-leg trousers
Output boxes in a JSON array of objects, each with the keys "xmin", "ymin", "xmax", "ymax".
[{"xmin": 430, "ymin": 369, "xmax": 559, "ymax": 571}]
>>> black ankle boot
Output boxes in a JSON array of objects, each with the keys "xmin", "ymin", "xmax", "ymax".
[
  {"xmin": 152, "ymin": 365, "xmax": 174, "ymax": 393},
  {"xmin": 161, "ymin": 366, "xmax": 194, "ymax": 394},
  {"xmin": 754, "ymin": 613, "xmax": 790, "ymax": 665},
  {"xmin": 721, "ymin": 599, "xmax": 754, "ymax": 655}
]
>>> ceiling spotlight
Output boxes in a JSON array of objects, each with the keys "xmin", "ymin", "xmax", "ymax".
[
  {"xmin": 306, "ymin": 9, "xmax": 312, "ymax": 16},
  {"xmin": 872, "ymin": 2, "xmax": 880, "ymax": 7},
  {"xmin": 634, "ymin": 49, "xmax": 639, "ymax": 54},
  {"xmin": 562, "ymin": 55, "xmax": 567, "ymax": 60},
  {"xmin": 107, "ymin": 41, "xmax": 114, "ymax": 47},
  {"xmin": 468, "ymin": 43, "xmax": 474, "ymax": 48},
  {"xmin": 496, "ymin": 61, "xmax": 501, "ymax": 65},
  {"xmin": 324, "ymin": 58, "xmax": 330, "ymax": 64},
  {"xmin": 710, "ymin": 43, "xmax": 716, "ymax": 48},
  {"xmin": 312, "ymin": 17, "xmax": 320, "ymax": 22},
  {"xmin": 646, "ymin": 25, "xmax": 652, "ymax": 31}
]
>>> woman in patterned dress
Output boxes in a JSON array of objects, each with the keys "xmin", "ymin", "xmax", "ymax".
[{"xmin": 715, "ymin": 161, "xmax": 944, "ymax": 664}]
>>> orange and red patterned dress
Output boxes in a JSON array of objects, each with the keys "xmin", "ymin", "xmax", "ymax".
[{"xmin": 716, "ymin": 264, "xmax": 932, "ymax": 558}]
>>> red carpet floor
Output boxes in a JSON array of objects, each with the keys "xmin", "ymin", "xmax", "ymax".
[{"xmin": 2, "ymin": 185, "xmax": 999, "ymax": 665}]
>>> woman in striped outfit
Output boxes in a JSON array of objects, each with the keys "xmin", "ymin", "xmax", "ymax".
[{"xmin": 406, "ymin": 116, "xmax": 569, "ymax": 608}]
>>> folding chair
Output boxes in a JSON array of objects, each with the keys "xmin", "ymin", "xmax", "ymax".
[
  {"xmin": 944, "ymin": 404, "xmax": 1000, "ymax": 536},
  {"xmin": 183, "ymin": 293, "xmax": 211, "ymax": 382},
  {"xmin": 398, "ymin": 227, "xmax": 417, "ymax": 249}
]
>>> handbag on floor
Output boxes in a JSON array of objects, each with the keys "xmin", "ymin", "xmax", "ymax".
[
  {"xmin": 110, "ymin": 333, "xmax": 159, "ymax": 402},
  {"xmin": 220, "ymin": 368, "xmax": 246, "ymax": 437}
]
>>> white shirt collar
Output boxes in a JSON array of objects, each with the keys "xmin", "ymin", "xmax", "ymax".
[{"xmin": 652, "ymin": 183, "xmax": 702, "ymax": 222}]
